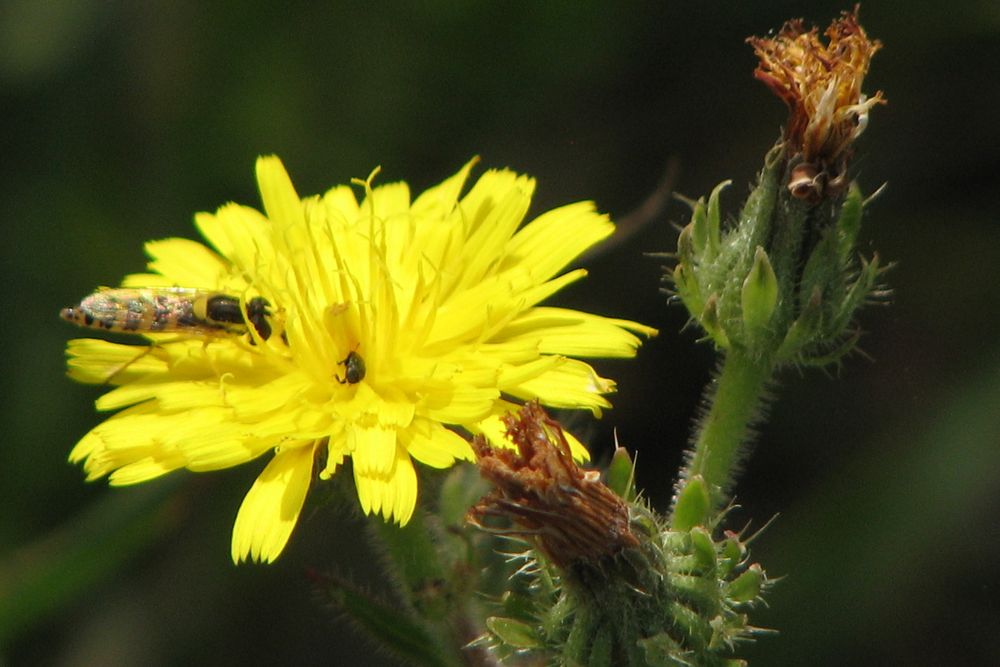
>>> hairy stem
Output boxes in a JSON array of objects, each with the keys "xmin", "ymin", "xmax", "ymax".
[{"xmin": 678, "ymin": 349, "xmax": 773, "ymax": 512}]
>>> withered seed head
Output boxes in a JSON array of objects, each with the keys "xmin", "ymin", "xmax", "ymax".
[
  {"xmin": 748, "ymin": 5, "xmax": 885, "ymax": 200},
  {"xmin": 466, "ymin": 402, "xmax": 638, "ymax": 569}
]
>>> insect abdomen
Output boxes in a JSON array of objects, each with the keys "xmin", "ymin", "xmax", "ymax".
[
  {"xmin": 61, "ymin": 289, "xmax": 223, "ymax": 335},
  {"xmin": 61, "ymin": 288, "xmax": 272, "ymax": 339}
]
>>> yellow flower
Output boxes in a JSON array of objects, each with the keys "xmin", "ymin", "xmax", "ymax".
[{"xmin": 65, "ymin": 157, "xmax": 656, "ymax": 563}]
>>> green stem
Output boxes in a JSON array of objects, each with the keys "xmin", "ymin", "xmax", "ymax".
[{"xmin": 679, "ymin": 348, "xmax": 773, "ymax": 512}]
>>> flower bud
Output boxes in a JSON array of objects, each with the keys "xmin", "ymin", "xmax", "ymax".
[
  {"xmin": 664, "ymin": 8, "xmax": 885, "ymax": 369},
  {"xmin": 469, "ymin": 406, "xmax": 771, "ymax": 666}
]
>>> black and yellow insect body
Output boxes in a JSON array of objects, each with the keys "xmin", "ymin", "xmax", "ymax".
[
  {"xmin": 336, "ymin": 350, "xmax": 366, "ymax": 384},
  {"xmin": 60, "ymin": 288, "xmax": 272, "ymax": 341}
]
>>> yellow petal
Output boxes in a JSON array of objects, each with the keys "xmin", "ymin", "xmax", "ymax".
[
  {"xmin": 349, "ymin": 423, "xmax": 397, "ymax": 476},
  {"xmin": 107, "ymin": 453, "xmax": 188, "ymax": 485},
  {"xmin": 321, "ymin": 184, "xmax": 360, "ymax": 223},
  {"xmin": 456, "ymin": 169, "xmax": 535, "ymax": 241},
  {"xmin": 141, "ymin": 238, "xmax": 231, "ymax": 288},
  {"xmin": 66, "ymin": 339, "xmax": 165, "ymax": 386},
  {"xmin": 71, "ymin": 405, "xmax": 191, "ymax": 483},
  {"xmin": 353, "ymin": 445, "xmax": 417, "ymax": 525},
  {"xmin": 367, "ymin": 181, "xmax": 411, "ymax": 223},
  {"xmin": 506, "ymin": 358, "xmax": 614, "ymax": 416},
  {"xmin": 420, "ymin": 385, "xmax": 498, "ymax": 423},
  {"xmin": 401, "ymin": 419, "xmax": 474, "ymax": 468},
  {"xmin": 410, "ymin": 157, "xmax": 477, "ymax": 219},
  {"xmin": 451, "ymin": 184, "xmax": 531, "ymax": 292},
  {"xmin": 193, "ymin": 204, "xmax": 273, "ymax": 284},
  {"xmin": 496, "ymin": 355, "xmax": 563, "ymax": 389},
  {"xmin": 256, "ymin": 156, "xmax": 305, "ymax": 232},
  {"xmin": 497, "ymin": 307, "xmax": 657, "ymax": 357},
  {"xmin": 503, "ymin": 201, "xmax": 614, "ymax": 281},
  {"xmin": 317, "ymin": 427, "xmax": 348, "ymax": 480},
  {"xmin": 231, "ymin": 444, "xmax": 315, "ymax": 564}
]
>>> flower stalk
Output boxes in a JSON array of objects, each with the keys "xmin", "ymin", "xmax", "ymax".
[
  {"xmin": 667, "ymin": 6, "xmax": 886, "ymax": 523},
  {"xmin": 677, "ymin": 349, "xmax": 773, "ymax": 518}
]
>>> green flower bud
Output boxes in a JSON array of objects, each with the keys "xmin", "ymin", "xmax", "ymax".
[{"xmin": 665, "ymin": 145, "xmax": 885, "ymax": 369}]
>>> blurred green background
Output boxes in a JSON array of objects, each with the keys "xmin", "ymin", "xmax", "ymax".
[{"xmin": 2, "ymin": 2, "xmax": 998, "ymax": 665}]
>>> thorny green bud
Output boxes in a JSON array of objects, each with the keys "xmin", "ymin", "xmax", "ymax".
[
  {"xmin": 663, "ymin": 7, "xmax": 886, "ymax": 369},
  {"xmin": 468, "ymin": 404, "xmax": 771, "ymax": 667},
  {"xmin": 665, "ymin": 155, "xmax": 886, "ymax": 368}
]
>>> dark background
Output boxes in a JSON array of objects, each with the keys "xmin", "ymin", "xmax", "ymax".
[{"xmin": 2, "ymin": 2, "xmax": 998, "ymax": 665}]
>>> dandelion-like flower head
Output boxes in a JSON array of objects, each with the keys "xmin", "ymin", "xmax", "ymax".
[{"xmin": 66, "ymin": 157, "xmax": 655, "ymax": 562}]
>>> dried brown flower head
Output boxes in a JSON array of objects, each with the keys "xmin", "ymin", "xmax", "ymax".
[
  {"xmin": 466, "ymin": 402, "xmax": 637, "ymax": 569},
  {"xmin": 748, "ymin": 5, "xmax": 885, "ymax": 200}
]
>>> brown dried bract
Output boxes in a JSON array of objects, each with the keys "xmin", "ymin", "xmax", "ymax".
[
  {"xmin": 466, "ymin": 402, "xmax": 637, "ymax": 569},
  {"xmin": 748, "ymin": 5, "xmax": 885, "ymax": 200}
]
